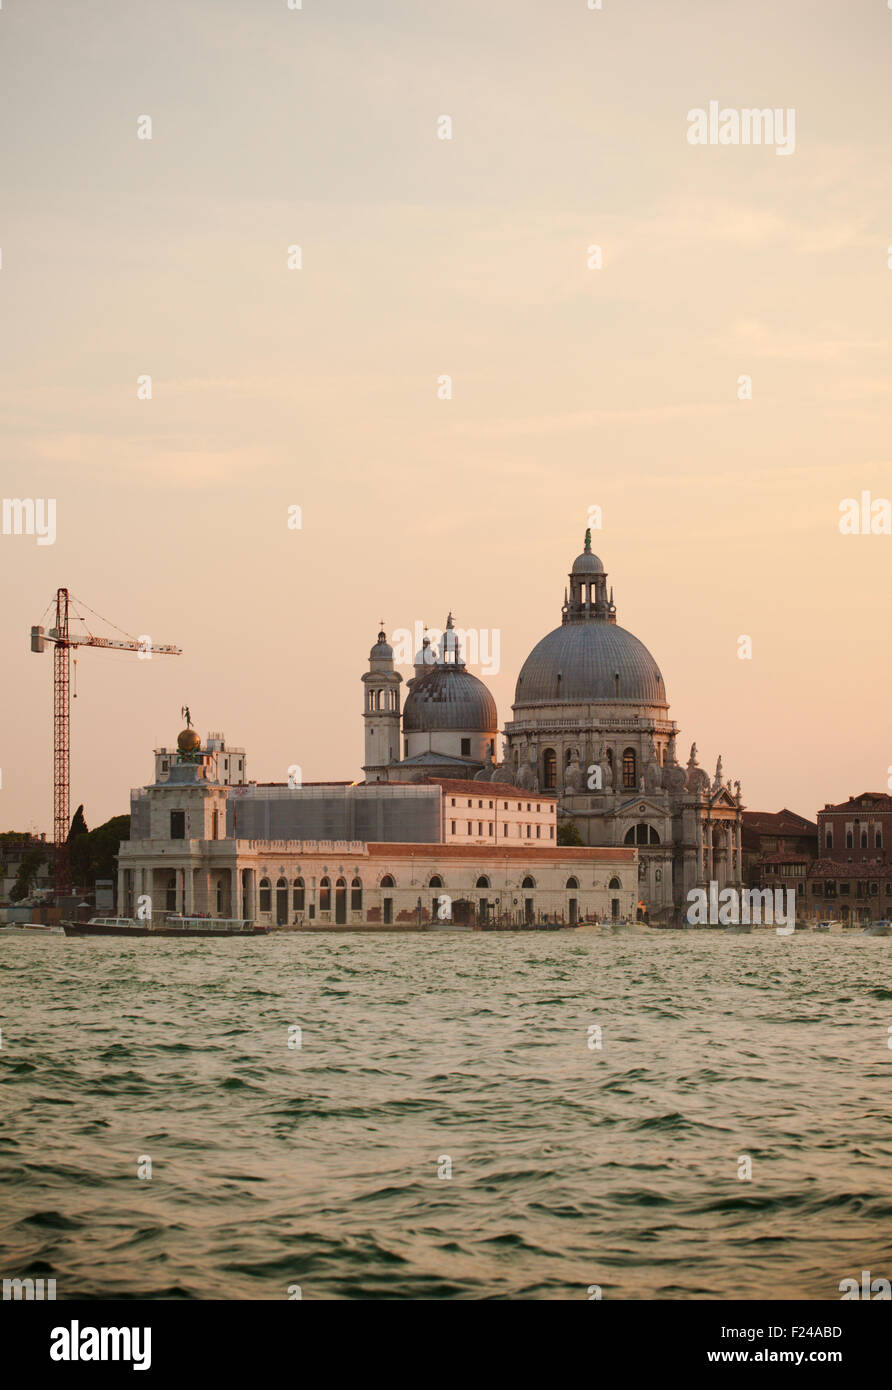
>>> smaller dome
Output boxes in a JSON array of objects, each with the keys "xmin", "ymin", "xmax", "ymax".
[
  {"xmin": 177, "ymin": 727, "xmax": 201, "ymax": 753},
  {"xmin": 370, "ymin": 629, "xmax": 393, "ymax": 660},
  {"xmin": 572, "ymin": 550, "xmax": 604, "ymax": 575}
]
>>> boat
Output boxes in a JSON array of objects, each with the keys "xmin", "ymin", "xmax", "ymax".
[
  {"xmin": 62, "ymin": 916, "xmax": 269, "ymax": 938},
  {"xmin": 863, "ymin": 919, "xmax": 892, "ymax": 938},
  {"xmin": 0, "ymin": 921, "xmax": 65, "ymax": 938}
]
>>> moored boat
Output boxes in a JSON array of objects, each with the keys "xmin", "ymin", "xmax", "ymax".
[
  {"xmin": 863, "ymin": 918, "xmax": 892, "ymax": 938},
  {"xmin": 0, "ymin": 921, "xmax": 65, "ymax": 938},
  {"xmin": 62, "ymin": 916, "xmax": 269, "ymax": 938}
]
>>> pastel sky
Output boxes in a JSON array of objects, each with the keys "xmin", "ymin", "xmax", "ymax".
[{"xmin": 1, "ymin": 0, "xmax": 890, "ymax": 832}]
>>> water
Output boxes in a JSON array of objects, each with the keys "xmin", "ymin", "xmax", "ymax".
[{"xmin": 2, "ymin": 931, "xmax": 891, "ymax": 1300}]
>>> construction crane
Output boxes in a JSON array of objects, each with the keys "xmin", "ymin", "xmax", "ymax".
[{"xmin": 31, "ymin": 588, "xmax": 182, "ymax": 900}]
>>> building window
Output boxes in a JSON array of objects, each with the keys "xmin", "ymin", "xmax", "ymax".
[
  {"xmin": 478, "ymin": 822, "xmax": 483, "ymax": 836},
  {"xmin": 216, "ymin": 879, "xmax": 223, "ymax": 913},
  {"xmin": 543, "ymin": 748, "xmax": 557, "ymax": 789},
  {"xmin": 451, "ymin": 820, "xmax": 456, "ymax": 835},
  {"xmin": 846, "ymin": 832, "xmax": 854, "ymax": 849},
  {"xmin": 161, "ymin": 759, "xmax": 169, "ymax": 772},
  {"xmin": 526, "ymin": 825, "xmax": 531, "ymax": 838},
  {"xmin": 476, "ymin": 876, "xmax": 490, "ymax": 888},
  {"xmin": 380, "ymin": 875, "xmax": 395, "ymax": 888},
  {"xmin": 488, "ymin": 823, "xmax": 493, "ymax": 836},
  {"xmin": 212, "ymin": 810, "xmax": 219, "ymax": 840},
  {"xmin": 467, "ymin": 822, "xmax": 472, "ymax": 834},
  {"xmin": 429, "ymin": 875, "xmax": 443, "ymax": 888},
  {"xmin": 319, "ymin": 877, "xmax": 331, "ymax": 910},
  {"xmin": 259, "ymin": 877, "xmax": 272, "ymax": 912},
  {"xmin": 536, "ymin": 825, "xmax": 541, "ymax": 839},
  {"xmin": 609, "ymin": 877, "xmax": 622, "ymax": 890},
  {"xmin": 876, "ymin": 830, "xmax": 883, "ymax": 848},
  {"xmin": 461, "ymin": 738, "xmax": 471, "ymax": 756},
  {"xmin": 522, "ymin": 876, "xmax": 535, "ymax": 889},
  {"xmin": 549, "ymin": 826, "xmax": 554, "ymax": 839},
  {"xmin": 478, "ymin": 800, "xmax": 483, "ymax": 808},
  {"xmin": 293, "ymin": 878, "xmax": 305, "ymax": 911},
  {"xmin": 350, "ymin": 878, "xmax": 362, "ymax": 912},
  {"xmin": 566, "ymin": 877, "xmax": 579, "ymax": 890},
  {"xmin": 451, "ymin": 798, "xmax": 455, "ymax": 806},
  {"xmin": 622, "ymin": 748, "xmax": 637, "ymax": 790},
  {"xmin": 170, "ymin": 810, "xmax": 185, "ymax": 839},
  {"xmin": 825, "ymin": 828, "xmax": 833, "ymax": 849},
  {"xmin": 861, "ymin": 831, "xmax": 868, "ymax": 849}
]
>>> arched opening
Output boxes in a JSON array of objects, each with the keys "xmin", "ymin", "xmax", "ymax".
[
  {"xmin": 624, "ymin": 823, "xmax": 661, "ymax": 846},
  {"xmin": 522, "ymin": 875, "xmax": 535, "ymax": 888},
  {"xmin": 276, "ymin": 876, "xmax": 288, "ymax": 925},
  {"xmin": 566, "ymin": 876, "xmax": 579, "ymax": 890},
  {"xmin": 380, "ymin": 874, "xmax": 395, "ymax": 888},
  {"xmin": 293, "ymin": 877, "xmax": 305, "ymax": 912},
  {"xmin": 475, "ymin": 876, "xmax": 490, "ymax": 888},
  {"xmin": 542, "ymin": 748, "xmax": 557, "ymax": 789},
  {"xmin": 335, "ymin": 876, "xmax": 347, "ymax": 925},
  {"xmin": 319, "ymin": 876, "xmax": 331, "ymax": 911},
  {"xmin": 259, "ymin": 877, "xmax": 272, "ymax": 913},
  {"xmin": 622, "ymin": 747, "xmax": 637, "ymax": 789},
  {"xmin": 429, "ymin": 875, "xmax": 443, "ymax": 888},
  {"xmin": 351, "ymin": 877, "xmax": 362, "ymax": 912},
  {"xmin": 608, "ymin": 876, "xmax": 622, "ymax": 890}
]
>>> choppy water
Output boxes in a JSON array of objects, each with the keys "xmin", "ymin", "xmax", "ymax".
[{"xmin": 2, "ymin": 930, "xmax": 892, "ymax": 1300}]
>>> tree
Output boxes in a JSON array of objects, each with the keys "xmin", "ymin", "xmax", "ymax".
[
  {"xmin": 557, "ymin": 820, "xmax": 584, "ymax": 847},
  {"xmin": 10, "ymin": 846, "xmax": 46, "ymax": 901},
  {"xmin": 69, "ymin": 814, "xmax": 131, "ymax": 890},
  {"xmin": 68, "ymin": 805, "xmax": 89, "ymax": 840}
]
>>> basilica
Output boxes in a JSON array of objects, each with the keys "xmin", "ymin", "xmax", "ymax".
[{"xmin": 363, "ymin": 532, "xmax": 744, "ymax": 924}]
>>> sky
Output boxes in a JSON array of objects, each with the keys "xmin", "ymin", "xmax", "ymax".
[{"xmin": 1, "ymin": 0, "xmax": 891, "ymax": 833}]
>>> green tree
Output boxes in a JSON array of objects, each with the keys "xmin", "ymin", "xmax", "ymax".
[
  {"xmin": 68, "ymin": 813, "xmax": 130, "ymax": 890},
  {"xmin": 557, "ymin": 820, "xmax": 584, "ymax": 846}
]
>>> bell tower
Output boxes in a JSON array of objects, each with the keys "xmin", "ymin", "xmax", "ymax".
[{"xmin": 362, "ymin": 624, "xmax": 402, "ymax": 782}]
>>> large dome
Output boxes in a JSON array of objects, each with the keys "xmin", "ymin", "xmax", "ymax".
[
  {"xmin": 403, "ymin": 664, "xmax": 498, "ymax": 733},
  {"xmin": 514, "ymin": 622, "xmax": 667, "ymax": 707}
]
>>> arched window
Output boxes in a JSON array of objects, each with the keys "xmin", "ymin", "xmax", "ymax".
[
  {"xmin": 522, "ymin": 875, "xmax": 535, "ymax": 888},
  {"xmin": 351, "ymin": 877, "xmax": 362, "ymax": 910},
  {"xmin": 476, "ymin": 876, "xmax": 490, "ymax": 889},
  {"xmin": 566, "ymin": 876, "xmax": 579, "ymax": 890},
  {"xmin": 624, "ymin": 822, "xmax": 661, "ymax": 846},
  {"xmin": 542, "ymin": 748, "xmax": 557, "ymax": 789},
  {"xmin": 335, "ymin": 877, "xmax": 347, "ymax": 918},
  {"xmin": 293, "ymin": 877, "xmax": 305, "ymax": 911},
  {"xmin": 380, "ymin": 874, "xmax": 395, "ymax": 888},
  {"xmin": 608, "ymin": 876, "xmax": 622, "ymax": 890},
  {"xmin": 319, "ymin": 876, "xmax": 331, "ymax": 910},
  {"xmin": 429, "ymin": 875, "xmax": 443, "ymax": 888},
  {"xmin": 259, "ymin": 877, "xmax": 271, "ymax": 912},
  {"xmin": 622, "ymin": 747, "xmax": 637, "ymax": 789}
]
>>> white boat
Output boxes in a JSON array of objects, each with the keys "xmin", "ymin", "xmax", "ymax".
[
  {"xmin": 0, "ymin": 921, "xmax": 65, "ymax": 937},
  {"xmin": 863, "ymin": 919, "xmax": 892, "ymax": 937}
]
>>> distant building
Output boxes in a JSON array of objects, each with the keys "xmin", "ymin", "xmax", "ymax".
[
  {"xmin": 803, "ymin": 793, "xmax": 892, "ymax": 924},
  {"xmin": 741, "ymin": 809, "xmax": 818, "ymax": 896}
]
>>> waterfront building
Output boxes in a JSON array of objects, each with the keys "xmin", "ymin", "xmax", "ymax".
[
  {"xmin": 803, "ymin": 792, "xmax": 892, "ymax": 924},
  {"xmin": 741, "ymin": 809, "xmax": 818, "ymax": 897},
  {"xmin": 356, "ymin": 534, "xmax": 744, "ymax": 923},
  {"xmin": 119, "ymin": 727, "xmax": 634, "ymax": 926},
  {"xmin": 504, "ymin": 533, "xmax": 744, "ymax": 924}
]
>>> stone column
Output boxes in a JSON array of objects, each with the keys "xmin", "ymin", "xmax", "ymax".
[
  {"xmin": 230, "ymin": 866, "xmax": 239, "ymax": 919},
  {"xmin": 185, "ymin": 864, "xmax": 194, "ymax": 916},
  {"xmin": 246, "ymin": 868, "xmax": 256, "ymax": 922},
  {"xmin": 117, "ymin": 866, "xmax": 126, "ymax": 915},
  {"xmin": 175, "ymin": 869, "xmax": 184, "ymax": 915}
]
